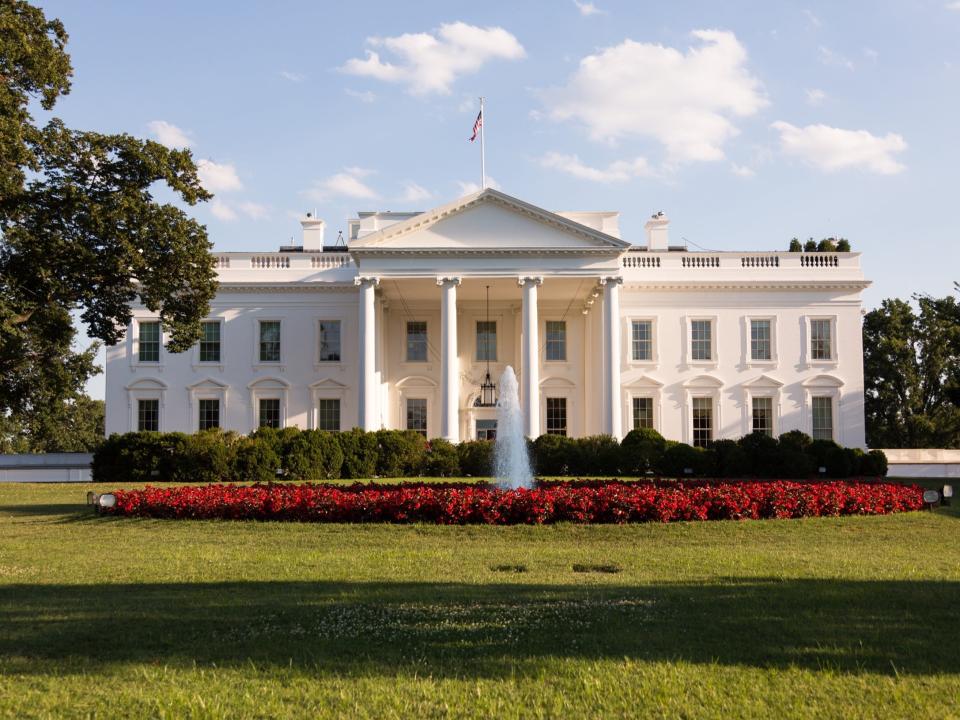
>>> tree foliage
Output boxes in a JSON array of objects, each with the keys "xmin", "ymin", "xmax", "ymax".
[
  {"xmin": 0, "ymin": 0, "xmax": 216, "ymax": 415},
  {"xmin": 863, "ymin": 294, "xmax": 960, "ymax": 448},
  {"xmin": 0, "ymin": 393, "xmax": 103, "ymax": 452}
]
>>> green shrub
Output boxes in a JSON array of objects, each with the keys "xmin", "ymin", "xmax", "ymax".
[
  {"xmin": 457, "ymin": 440, "xmax": 493, "ymax": 477},
  {"xmin": 660, "ymin": 443, "xmax": 708, "ymax": 477},
  {"xmin": 789, "ymin": 237, "xmax": 802, "ymax": 252},
  {"xmin": 867, "ymin": 449, "xmax": 888, "ymax": 477},
  {"xmin": 619, "ymin": 427, "xmax": 666, "ymax": 476},
  {"xmin": 533, "ymin": 434, "xmax": 576, "ymax": 476},
  {"xmin": 709, "ymin": 439, "xmax": 750, "ymax": 478},
  {"xmin": 804, "ymin": 239, "xmax": 817, "ymax": 252},
  {"xmin": 573, "ymin": 435, "xmax": 620, "ymax": 475},
  {"xmin": 233, "ymin": 437, "xmax": 281, "ymax": 482},
  {"xmin": 181, "ymin": 429, "xmax": 238, "ymax": 483},
  {"xmin": 738, "ymin": 432, "xmax": 781, "ymax": 478},
  {"xmin": 836, "ymin": 238, "xmax": 851, "ymax": 252},
  {"xmin": 817, "ymin": 238, "xmax": 837, "ymax": 252},
  {"xmin": 778, "ymin": 448, "xmax": 814, "ymax": 479},
  {"xmin": 283, "ymin": 430, "xmax": 344, "ymax": 480},
  {"xmin": 779, "ymin": 430, "xmax": 813, "ymax": 454},
  {"xmin": 375, "ymin": 430, "xmax": 427, "ymax": 477},
  {"xmin": 425, "ymin": 438, "xmax": 461, "ymax": 477},
  {"xmin": 336, "ymin": 428, "xmax": 378, "ymax": 479}
]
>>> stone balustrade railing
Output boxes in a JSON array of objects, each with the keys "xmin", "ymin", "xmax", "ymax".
[{"xmin": 621, "ymin": 250, "xmax": 857, "ymax": 272}]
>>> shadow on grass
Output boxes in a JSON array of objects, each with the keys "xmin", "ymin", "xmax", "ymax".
[
  {"xmin": 1, "ymin": 578, "xmax": 957, "ymax": 678},
  {"xmin": 0, "ymin": 503, "xmax": 93, "ymax": 520}
]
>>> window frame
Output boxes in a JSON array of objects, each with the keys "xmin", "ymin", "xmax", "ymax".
[
  {"xmin": 405, "ymin": 320, "xmax": 429, "ymax": 363},
  {"xmin": 316, "ymin": 397, "xmax": 342, "ymax": 432},
  {"xmin": 625, "ymin": 316, "xmax": 658, "ymax": 365},
  {"xmin": 257, "ymin": 397, "xmax": 282, "ymax": 429},
  {"xmin": 544, "ymin": 320, "xmax": 567, "ymax": 363},
  {"xmin": 751, "ymin": 396, "xmax": 774, "ymax": 436},
  {"xmin": 745, "ymin": 316, "xmax": 777, "ymax": 366},
  {"xmin": 811, "ymin": 395, "xmax": 836, "ymax": 442},
  {"xmin": 545, "ymin": 396, "xmax": 568, "ymax": 436},
  {"xmin": 137, "ymin": 398, "xmax": 160, "ymax": 432},
  {"xmin": 193, "ymin": 318, "xmax": 224, "ymax": 369},
  {"xmin": 686, "ymin": 316, "xmax": 718, "ymax": 366},
  {"xmin": 406, "ymin": 397, "xmax": 428, "ymax": 437},
  {"xmin": 805, "ymin": 315, "xmax": 838, "ymax": 365},
  {"xmin": 475, "ymin": 320, "xmax": 497, "ymax": 362},
  {"xmin": 197, "ymin": 397, "xmax": 221, "ymax": 431},
  {"xmin": 133, "ymin": 318, "xmax": 162, "ymax": 366},
  {"xmin": 316, "ymin": 319, "xmax": 343, "ymax": 364},
  {"xmin": 475, "ymin": 418, "xmax": 497, "ymax": 441},
  {"xmin": 631, "ymin": 396, "xmax": 655, "ymax": 430},
  {"xmin": 257, "ymin": 319, "xmax": 283, "ymax": 365},
  {"xmin": 691, "ymin": 396, "xmax": 714, "ymax": 448}
]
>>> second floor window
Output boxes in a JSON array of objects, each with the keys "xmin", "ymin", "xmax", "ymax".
[
  {"xmin": 545, "ymin": 321, "xmax": 567, "ymax": 361},
  {"xmin": 259, "ymin": 321, "xmax": 281, "ymax": 362},
  {"xmin": 631, "ymin": 320, "xmax": 652, "ymax": 361},
  {"xmin": 476, "ymin": 321, "xmax": 497, "ymax": 361},
  {"xmin": 138, "ymin": 321, "xmax": 160, "ymax": 362},
  {"xmin": 691, "ymin": 320, "xmax": 712, "ymax": 361},
  {"xmin": 750, "ymin": 319, "xmax": 771, "ymax": 361},
  {"xmin": 318, "ymin": 320, "xmax": 341, "ymax": 362},
  {"xmin": 811, "ymin": 319, "xmax": 832, "ymax": 360},
  {"xmin": 406, "ymin": 321, "xmax": 428, "ymax": 362},
  {"xmin": 199, "ymin": 321, "xmax": 221, "ymax": 362}
]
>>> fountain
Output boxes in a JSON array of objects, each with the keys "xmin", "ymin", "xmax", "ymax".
[{"xmin": 494, "ymin": 366, "xmax": 534, "ymax": 489}]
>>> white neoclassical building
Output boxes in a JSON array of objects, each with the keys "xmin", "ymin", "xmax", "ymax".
[{"xmin": 105, "ymin": 188, "xmax": 870, "ymax": 447}]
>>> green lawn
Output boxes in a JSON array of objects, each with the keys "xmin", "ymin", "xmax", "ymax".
[{"xmin": 1, "ymin": 479, "xmax": 958, "ymax": 719}]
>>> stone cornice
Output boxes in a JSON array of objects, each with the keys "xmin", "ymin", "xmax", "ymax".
[
  {"xmin": 349, "ymin": 247, "xmax": 624, "ymax": 258},
  {"xmin": 216, "ymin": 282, "xmax": 358, "ymax": 293},
  {"xmin": 622, "ymin": 280, "xmax": 872, "ymax": 291}
]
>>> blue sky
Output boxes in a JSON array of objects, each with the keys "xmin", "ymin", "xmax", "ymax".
[{"xmin": 38, "ymin": 0, "xmax": 960, "ymax": 399}]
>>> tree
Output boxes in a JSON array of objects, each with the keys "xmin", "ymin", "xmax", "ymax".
[
  {"xmin": 0, "ymin": 0, "xmax": 216, "ymax": 417},
  {"xmin": 804, "ymin": 238, "xmax": 817, "ymax": 252},
  {"xmin": 863, "ymin": 295, "xmax": 960, "ymax": 448},
  {"xmin": 788, "ymin": 238, "xmax": 802, "ymax": 252},
  {"xmin": 0, "ymin": 393, "xmax": 104, "ymax": 452}
]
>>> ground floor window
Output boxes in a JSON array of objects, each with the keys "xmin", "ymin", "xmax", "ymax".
[
  {"xmin": 476, "ymin": 418, "xmax": 497, "ymax": 441},
  {"xmin": 692, "ymin": 397, "xmax": 713, "ymax": 447},
  {"xmin": 632, "ymin": 397, "xmax": 654, "ymax": 430},
  {"xmin": 406, "ymin": 398, "xmax": 427, "ymax": 437},
  {"xmin": 258, "ymin": 398, "xmax": 281, "ymax": 429},
  {"xmin": 751, "ymin": 397, "xmax": 773, "ymax": 436},
  {"xmin": 317, "ymin": 398, "xmax": 341, "ymax": 432},
  {"xmin": 137, "ymin": 399, "xmax": 159, "ymax": 432},
  {"xmin": 812, "ymin": 396, "xmax": 834, "ymax": 441},
  {"xmin": 198, "ymin": 399, "xmax": 220, "ymax": 430},
  {"xmin": 546, "ymin": 397, "xmax": 567, "ymax": 436}
]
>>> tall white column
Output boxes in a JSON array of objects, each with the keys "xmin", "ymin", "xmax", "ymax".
[
  {"xmin": 602, "ymin": 276, "xmax": 623, "ymax": 439},
  {"xmin": 438, "ymin": 276, "xmax": 461, "ymax": 443},
  {"xmin": 356, "ymin": 276, "xmax": 379, "ymax": 431},
  {"xmin": 519, "ymin": 277, "xmax": 542, "ymax": 438}
]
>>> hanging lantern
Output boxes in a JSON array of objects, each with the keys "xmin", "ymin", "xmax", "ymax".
[{"xmin": 477, "ymin": 285, "xmax": 497, "ymax": 407}]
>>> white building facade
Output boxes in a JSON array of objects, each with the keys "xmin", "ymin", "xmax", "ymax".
[{"xmin": 105, "ymin": 189, "xmax": 870, "ymax": 448}]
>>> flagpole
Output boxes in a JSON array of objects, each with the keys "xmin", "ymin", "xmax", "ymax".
[{"xmin": 479, "ymin": 96, "xmax": 486, "ymax": 189}]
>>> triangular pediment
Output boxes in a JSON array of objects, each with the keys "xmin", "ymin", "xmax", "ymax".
[
  {"xmin": 743, "ymin": 374, "xmax": 784, "ymax": 389},
  {"xmin": 349, "ymin": 189, "xmax": 629, "ymax": 254}
]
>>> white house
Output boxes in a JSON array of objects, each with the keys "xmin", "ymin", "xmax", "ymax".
[{"xmin": 105, "ymin": 188, "xmax": 870, "ymax": 447}]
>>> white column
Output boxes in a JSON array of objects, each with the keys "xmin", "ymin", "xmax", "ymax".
[
  {"xmin": 520, "ymin": 277, "xmax": 542, "ymax": 438},
  {"xmin": 602, "ymin": 276, "xmax": 623, "ymax": 439},
  {"xmin": 438, "ymin": 276, "xmax": 461, "ymax": 443},
  {"xmin": 355, "ymin": 276, "xmax": 378, "ymax": 431}
]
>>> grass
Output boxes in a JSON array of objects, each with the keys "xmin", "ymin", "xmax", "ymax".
[{"xmin": 0, "ymin": 478, "xmax": 958, "ymax": 719}]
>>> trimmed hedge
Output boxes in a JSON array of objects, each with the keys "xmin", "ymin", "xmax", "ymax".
[{"xmin": 92, "ymin": 427, "xmax": 889, "ymax": 484}]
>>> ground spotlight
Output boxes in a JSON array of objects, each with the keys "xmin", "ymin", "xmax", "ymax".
[{"xmin": 942, "ymin": 484, "xmax": 953, "ymax": 507}]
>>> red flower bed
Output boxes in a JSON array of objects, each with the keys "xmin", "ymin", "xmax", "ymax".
[{"xmin": 103, "ymin": 479, "xmax": 924, "ymax": 524}]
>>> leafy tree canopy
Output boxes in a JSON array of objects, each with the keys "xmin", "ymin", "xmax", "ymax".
[
  {"xmin": 0, "ymin": 0, "xmax": 216, "ymax": 415},
  {"xmin": 0, "ymin": 393, "xmax": 103, "ymax": 452}
]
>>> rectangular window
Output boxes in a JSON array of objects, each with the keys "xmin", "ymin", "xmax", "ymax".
[
  {"xmin": 476, "ymin": 321, "xmax": 497, "ymax": 361},
  {"xmin": 259, "ymin": 321, "xmax": 281, "ymax": 362},
  {"xmin": 406, "ymin": 321, "xmax": 428, "ymax": 362},
  {"xmin": 199, "ymin": 321, "xmax": 221, "ymax": 363},
  {"xmin": 692, "ymin": 397, "xmax": 713, "ymax": 448},
  {"xmin": 545, "ymin": 321, "xmax": 567, "ymax": 361},
  {"xmin": 811, "ymin": 319, "xmax": 832, "ymax": 361},
  {"xmin": 258, "ymin": 398, "xmax": 281, "ymax": 429},
  {"xmin": 137, "ymin": 399, "xmax": 159, "ymax": 432},
  {"xmin": 406, "ymin": 398, "xmax": 427, "ymax": 436},
  {"xmin": 546, "ymin": 397, "xmax": 567, "ymax": 436},
  {"xmin": 198, "ymin": 399, "xmax": 219, "ymax": 431},
  {"xmin": 691, "ymin": 320, "xmax": 712, "ymax": 361},
  {"xmin": 632, "ymin": 397, "xmax": 654, "ymax": 430},
  {"xmin": 750, "ymin": 319, "xmax": 772, "ymax": 361},
  {"xmin": 138, "ymin": 321, "xmax": 160, "ymax": 362},
  {"xmin": 476, "ymin": 418, "xmax": 497, "ymax": 441},
  {"xmin": 317, "ymin": 398, "xmax": 341, "ymax": 432},
  {"xmin": 318, "ymin": 320, "xmax": 341, "ymax": 362},
  {"xmin": 752, "ymin": 397, "xmax": 773, "ymax": 436},
  {"xmin": 812, "ymin": 396, "xmax": 834, "ymax": 441},
  {"xmin": 631, "ymin": 320, "xmax": 653, "ymax": 361}
]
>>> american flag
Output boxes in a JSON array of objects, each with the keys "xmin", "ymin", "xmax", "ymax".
[{"xmin": 469, "ymin": 110, "xmax": 483, "ymax": 142}]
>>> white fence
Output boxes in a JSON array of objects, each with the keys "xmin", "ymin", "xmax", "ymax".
[
  {"xmin": 0, "ymin": 454, "xmax": 93, "ymax": 483},
  {"xmin": 881, "ymin": 449, "xmax": 960, "ymax": 479}
]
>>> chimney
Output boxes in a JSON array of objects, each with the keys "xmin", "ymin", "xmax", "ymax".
[
  {"xmin": 300, "ymin": 213, "xmax": 325, "ymax": 250},
  {"xmin": 644, "ymin": 211, "xmax": 669, "ymax": 250}
]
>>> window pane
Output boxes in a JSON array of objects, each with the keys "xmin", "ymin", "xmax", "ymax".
[
  {"xmin": 317, "ymin": 398, "xmax": 340, "ymax": 432},
  {"xmin": 545, "ymin": 321, "xmax": 567, "ymax": 361},
  {"xmin": 476, "ymin": 418, "xmax": 497, "ymax": 441},
  {"xmin": 258, "ymin": 398, "xmax": 281, "ymax": 429},
  {"xmin": 476, "ymin": 321, "xmax": 497, "ymax": 361},
  {"xmin": 259, "ymin": 321, "xmax": 281, "ymax": 362},
  {"xmin": 811, "ymin": 319, "xmax": 832, "ymax": 360},
  {"xmin": 692, "ymin": 397, "xmax": 713, "ymax": 447},
  {"xmin": 199, "ymin": 321, "xmax": 221, "ymax": 362},
  {"xmin": 750, "ymin": 319, "xmax": 771, "ymax": 361},
  {"xmin": 546, "ymin": 397, "xmax": 567, "ymax": 436},
  {"xmin": 319, "ymin": 320, "xmax": 341, "ymax": 362},
  {"xmin": 406, "ymin": 398, "xmax": 427, "ymax": 436},
  {"xmin": 691, "ymin": 320, "xmax": 712, "ymax": 361},
  {"xmin": 406, "ymin": 321, "xmax": 428, "ymax": 362},
  {"xmin": 137, "ymin": 399, "xmax": 159, "ymax": 432},
  {"xmin": 631, "ymin": 320, "xmax": 652, "ymax": 361},
  {"xmin": 139, "ymin": 321, "xmax": 160, "ymax": 362},
  {"xmin": 812, "ymin": 396, "xmax": 834, "ymax": 440},
  {"xmin": 198, "ymin": 399, "xmax": 219, "ymax": 430},
  {"xmin": 632, "ymin": 397, "xmax": 654, "ymax": 429},
  {"xmin": 752, "ymin": 397, "xmax": 773, "ymax": 436}
]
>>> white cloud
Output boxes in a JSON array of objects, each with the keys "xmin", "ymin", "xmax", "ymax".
[
  {"xmin": 197, "ymin": 159, "xmax": 243, "ymax": 193},
  {"xmin": 805, "ymin": 88, "xmax": 826, "ymax": 106},
  {"xmin": 818, "ymin": 46, "xmax": 854, "ymax": 70},
  {"xmin": 280, "ymin": 70, "xmax": 305, "ymax": 83},
  {"xmin": 147, "ymin": 120, "xmax": 192, "ymax": 149},
  {"xmin": 772, "ymin": 121, "xmax": 907, "ymax": 174},
  {"xmin": 730, "ymin": 163, "xmax": 755, "ymax": 177},
  {"xmin": 540, "ymin": 30, "xmax": 767, "ymax": 163},
  {"xmin": 345, "ymin": 88, "xmax": 376, "ymax": 103},
  {"xmin": 803, "ymin": 9, "xmax": 821, "ymax": 27},
  {"xmin": 863, "ymin": 47, "xmax": 879, "ymax": 61},
  {"xmin": 340, "ymin": 22, "xmax": 525, "ymax": 95},
  {"xmin": 306, "ymin": 167, "xmax": 379, "ymax": 201},
  {"xmin": 539, "ymin": 152, "xmax": 651, "ymax": 182},
  {"xmin": 946, "ymin": 1, "xmax": 960, "ymax": 10},
  {"xmin": 398, "ymin": 182, "xmax": 432, "ymax": 203},
  {"xmin": 457, "ymin": 177, "xmax": 500, "ymax": 194},
  {"xmin": 238, "ymin": 202, "xmax": 270, "ymax": 220},
  {"xmin": 210, "ymin": 198, "xmax": 237, "ymax": 221},
  {"xmin": 574, "ymin": 0, "xmax": 605, "ymax": 16}
]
